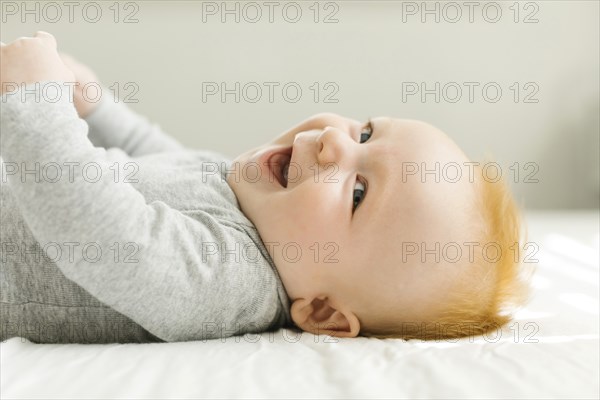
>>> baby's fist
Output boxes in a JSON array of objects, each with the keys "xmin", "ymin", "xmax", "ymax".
[
  {"xmin": 0, "ymin": 32, "xmax": 74, "ymax": 94},
  {"xmin": 60, "ymin": 53, "xmax": 101, "ymax": 118}
]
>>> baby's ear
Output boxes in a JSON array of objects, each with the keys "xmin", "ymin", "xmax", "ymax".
[{"xmin": 290, "ymin": 297, "xmax": 360, "ymax": 338}]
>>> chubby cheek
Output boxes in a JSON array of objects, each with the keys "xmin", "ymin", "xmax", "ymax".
[{"xmin": 273, "ymin": 182, "xmax": 347, "ymax": 247}]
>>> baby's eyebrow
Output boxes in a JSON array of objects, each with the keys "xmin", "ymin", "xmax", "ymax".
[
  {"xmin": 372, "ymin": 117, "xmax": 390, "ymax": 133},
  {"xmin": 369, "ymin": 118, "xmax": 377, "ymax": 134},
  {"xmin": 369, "ymin": 117, "xmax": 385, "ymax": 138}
]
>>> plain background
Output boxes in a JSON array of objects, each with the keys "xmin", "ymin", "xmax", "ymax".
[{"xmin": 1, "ymin": 0, "xmax": 598, "ymax": 209}]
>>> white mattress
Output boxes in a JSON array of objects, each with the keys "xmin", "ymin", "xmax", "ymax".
[{"xmin": 2, "ymin": 210, "xmax": 599, "ymax": 399}]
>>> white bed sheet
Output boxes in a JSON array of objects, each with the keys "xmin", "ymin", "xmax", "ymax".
[{"xmin": 2, "ymin": 210, "xmax": 599, "ymax": 399}]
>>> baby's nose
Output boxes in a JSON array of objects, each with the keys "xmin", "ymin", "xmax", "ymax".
[{"xmin": 317, "ymin": 126, "xmax": 352, "ymax": 166}]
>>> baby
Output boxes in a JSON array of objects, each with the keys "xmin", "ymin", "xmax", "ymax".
[{"xmin": 1, "ymin": 32, "xmax": 533, "ymax": 343}]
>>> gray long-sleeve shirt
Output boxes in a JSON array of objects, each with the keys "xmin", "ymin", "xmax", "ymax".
[{"xmin": 0, "ymin": 82, "xmax": 291, "ymax": 342}]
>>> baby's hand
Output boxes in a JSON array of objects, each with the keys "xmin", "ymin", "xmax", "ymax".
[
  {"xmin": 59, "ymin": 53, "xmax": 101, "ymax": 118},
  {"xmin": 0, "ymin": 32, "xmax": 74, "ymax": 94}
]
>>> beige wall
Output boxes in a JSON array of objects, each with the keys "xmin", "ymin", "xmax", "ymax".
[{"xmin": 2, "ymin": 0, "xmax": 598, "ymax": 209}]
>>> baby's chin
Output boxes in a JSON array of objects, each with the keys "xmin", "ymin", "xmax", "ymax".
[{"xmin": 231, "ymin": 145, "xmax": 259, "ymax": 165}]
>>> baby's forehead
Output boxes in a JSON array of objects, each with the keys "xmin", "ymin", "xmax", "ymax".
[{"xmin": 374, "ymin": 117, "xmax": 455, "ymax": 147}]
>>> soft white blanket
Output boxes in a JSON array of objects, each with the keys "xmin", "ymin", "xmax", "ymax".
[{"xmin": 1, "ymin": 211, "xmax": 598, "ymax": 399}]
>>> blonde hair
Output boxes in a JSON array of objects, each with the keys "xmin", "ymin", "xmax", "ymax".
[{"xmin": 362, "ymin": 163, "xmax": 536, "ymax": 341}]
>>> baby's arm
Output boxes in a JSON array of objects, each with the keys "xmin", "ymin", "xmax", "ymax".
[
  {"xmin": 61, "ymin": 53, "xmax": 184, "ymax": 157},
  {"xmin": 0, "ymin": 34, "xmax": 247, "ymax": 341}
]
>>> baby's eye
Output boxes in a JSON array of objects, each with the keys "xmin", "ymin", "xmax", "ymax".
[
  {"xmin": 359, "ymin": 121, "xmax": 373, "ymax": 143},
  {"xmin": 352, "ymin": 180, "xmax": 366, "ymax": 212}
]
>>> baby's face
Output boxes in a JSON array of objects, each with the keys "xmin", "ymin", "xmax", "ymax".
[{"xmin": 228, "ymin": 113, "xmax": 479, "ymax": 335}]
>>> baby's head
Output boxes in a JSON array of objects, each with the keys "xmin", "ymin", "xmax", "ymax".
[{"xmin": 227, "ymin": 113, "xmax": 533, "ymax": 340}]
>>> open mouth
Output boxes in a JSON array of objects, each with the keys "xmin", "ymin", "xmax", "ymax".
[{"xmin": 268, "ymin": 147, "xmax": 293, "ymax": 188}]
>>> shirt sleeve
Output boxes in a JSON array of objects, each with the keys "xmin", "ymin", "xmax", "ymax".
[
  {"xmin": 84, "ymin": 86, "xmax": 185, "ymax": 157},
  {"xmin": 0, "ymin": 82, "xmax": 260, "ymax": 342}
]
